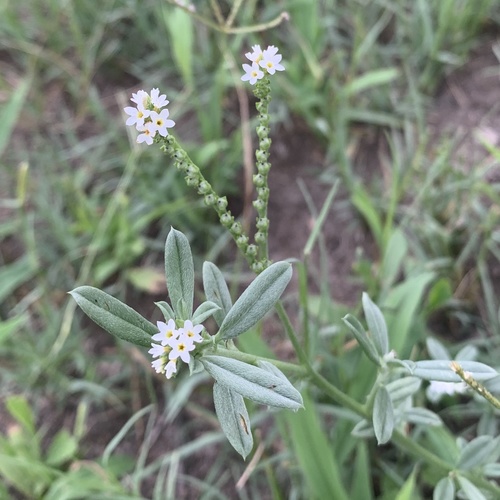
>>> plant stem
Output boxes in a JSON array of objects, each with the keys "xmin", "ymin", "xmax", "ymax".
[{"xmin": 208, "ymin": 346, "xmax": 307, "ymax": 377}]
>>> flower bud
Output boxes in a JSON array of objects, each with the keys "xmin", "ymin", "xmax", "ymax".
[
  {"xmin": 259, "ymin": 113, "xmax": 270, "ymax": 125},
  {"xmin": 252, "ymin": 261, "xmax": 264, "ymax": 273},
  {"xmin": 256, "ymin": 217, "xmax": 269, "ymax": 231},
  {"xmin": 220, "ymin": 212, "xmax": 233, "ymax": 227},
  {"xmin": 256, "ymin": 125, "xmax": 268, "ymax": 140},
  {"xmin": 257, "ymin": 162, "xmax": 270, "ymax": 175},
  {"xmin": 253, "ymin": 199, "xmax": 265, "ymax": 211},
  {"xmin": 217, "ymin": 196, "xmax": 228, "ymax": 210},
  {"xmin": 255, "ymin": 149, "xmax": 269, "ymax": 163},
  {"xmin": 204, "ymin": 194, "xmax": 216, "ymax": 206},
  {"xmin": 186, "ymin": 176, "xmax": 199, "ymax": 188},
  {"xmin": 246, "ymin": 244, "xmax": 258, "ymax": 256},
  {"xmin": 259, "ymin": 138, "xmax": 271, "ymax": 151},
  {"xmin": 253, "ymin": 173, "xmax": 265, "ymax": 187},
  {"xmin": 198, "ymin": 181, "xmax": 211, "ymax": 194},
  {"xmin": 236, "ymin": 235, "xmax": 248, "ymax": 248},
  {"xmin": 257, "ymin": 187, "xmax": 269, "ymax": 200},
  {"xmin": 231, "ymin": 222, "xmax": 242, "ymax": 236},
  {"xmin": 186, "ymin": 164, "xmax": 198, "ymax": 176},
  {"xmin": 255, "ymin": 231, "xmax": 266, "ymax": 243}
]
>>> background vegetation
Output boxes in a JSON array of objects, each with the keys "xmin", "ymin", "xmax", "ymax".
[{"xmin": 1, "ymin": 0, "xmax": 500, "ymax": 498}]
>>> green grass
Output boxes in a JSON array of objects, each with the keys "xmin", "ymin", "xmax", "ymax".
[{"xmin": 1, "ymin": 0, "xmax": 500, "ymax": 497}]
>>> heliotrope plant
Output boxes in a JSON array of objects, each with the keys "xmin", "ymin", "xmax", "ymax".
[
  {"xmin": 70, "ymin": 227, "xmax": 302, "ymax": 459},
  {"xmin": 71, "ymin": 44, "xmax": 500, "ymax": 496}
]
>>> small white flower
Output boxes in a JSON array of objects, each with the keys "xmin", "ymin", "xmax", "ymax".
[
  {"xmin": 124, "ymin": 106, "xmax": 150, "ymax": 128},
  {"xmin": 150, "ymin": 88, "xmax": 169, "ymax": 109},
  {"xmin": 130, "ymin": 89, "xmax": 149, "ymax": 110},
  {"xmin": 152, "ymin": 319, "xmax": 178, "ymax": 346},
  {"xmin": 165, "ymin": 359, "xmax": 178, "ymax": 379},
  {"xmin": 426, "ymin": 381, "xmax": 467, "ymax": 403},
  {"xmin": 152, "ymin": 358, "xmax": 165, "ymax": 373},
  {"xmin": 137, "ymin": 122, "xmax": 156, "ymax": 145},
  {"xmin": 150, "ymin": 109, "xmax": 175, "ymax": 137},
  {"xmin": 245, "ymin": 44, "xmax": 263, "ymax": 63},
  {"xmin": 149, "ymin": 342, "xmax": 169, "ymax": 359},
  {"xmin": 180, "ymin": 320, "xmax": 203, "ymax": 344},
  {"xmin": 169, "ymin": 337, "xmax": 195, "ymax": 363},
  {"xmin": 241, "ymin": 62, "xmax": 264, "ymax": 85},
  {"xmin": 259, "ymin": 46, "xmax": 285, "ymax": 75}
]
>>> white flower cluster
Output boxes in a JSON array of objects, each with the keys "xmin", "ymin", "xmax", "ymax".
[
  {"xmin": 124, "ymin": 88, "xmax": 175, "ymax": 145},
  {"xmin": 149, "ymin": 319, "xmax": 203, "ymax": 378},
  {"xmin": 241, "ymin": 45, "xmax": 285, "ymax": 85}
]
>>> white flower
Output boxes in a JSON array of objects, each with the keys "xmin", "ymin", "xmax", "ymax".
[
  {"xmin": 150, "ymin": 109, "xmax": 175, "ymax": 137},
  {"xmin": 259, "ymin": 46, "xmax": 285, "ymax": 75},
  {"xmin": 130, "ymin": 89, "xmax": 149, "ymax": 110},
  {"xmin": 124, "ymin": 106, "xmax": 150, "ymax": 128},
  {"xmin": 150, "ymin": 88, "xmax": 169, "ymax": 109},
  {"xmin": 152, "ymin": 319, "xmax": 178, "ymax": 346},
  {"xmin": 152, "ymin": 358, "xmax": 165, "ymax": 373},
  {"xmin": 165, "ymin": 359, "xmax": 178, "ymax": 379},
  {"xmin": 180, "ymin": 320, "xmax": 203, "ymax": 344},
  {"xmin": 245, "ymin": 45, "xmax": 263, "ymax": 63},
  {"xmin": 168, "ymin": 336, "xmax": 195, "ymax": 363},
  {"xmin": 136, "ymin": 122, "xmax": 156, "ymax": 145},
  {"xmin": 241, "ymin": 62, "xmax": 264, "ymax": 85},
  {"xmin": 426, "ymin": 381, "xmax": 467, "ymax": 403},
  {"xmin": 149, "ymin": 342, "xmax": 169, "ymax": 359}
]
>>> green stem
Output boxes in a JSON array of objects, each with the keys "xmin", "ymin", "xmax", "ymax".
[
  {"xmin": 207, "ymin": 346, "xmax": 308, "ymax": 377},
  {"xmin": 273, "ymin": 300, "xmax": 500, "ymax": 495}
]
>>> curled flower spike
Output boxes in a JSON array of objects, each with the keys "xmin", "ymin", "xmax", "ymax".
[
  {"xmin": 124, "ymin": 88, "xmax": 175, "ymax": 145},
  {"xmin": 241, "ymin": 45, "xmax": 284, "ymax": 85}
]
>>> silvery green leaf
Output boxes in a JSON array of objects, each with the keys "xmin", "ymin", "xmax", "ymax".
[
  {"xmin": 362, "ymin": 292, "xmax": 389, "ymax": 356},
  {"xmin": 155, "ymin": 301, "xmax": 175, "ymax": 321},
  {"xmin": 457, "ymin": 476, "xmax": 487, "ymax": 500},
  {"xmin": 192, "ymin": 301, "xmax": 221, "ymax": 324},
  {"xmin": 69, "ymin": 286, "xmax": 156, "ymax": 347},
  {"xmin": 402, "ymin": 407, "xmax": 442, "ymax": 426},
  {"xmin": 342, "ymin": 314, "xmax": 381, "ymax": 366},
  {"xmin": 408, "ymin": 360, "xmax": 498, "ymax": 382},
  {"xmin": 483, "ymin": 463, "xmax": 500, "ymax": 478},
  {"xmin": 373, "ymin": 386, "xmax": 394, "ymax": 445},
  {"xmin": 351, "ymin": 418, "xmax": 375, "ymax": 438},
  {"xmin": 457, "ymin": 436, "xmax": 500, "ymax": 470},
  {"xmin": 433, "ymin": 477, "xmax": 455, "ymax": 500},
  {"xmin": 456, "ymin": 345, "xmax": 478, "ymax": 361},
  {"xmin": 203, "ymin": 262, "xmax": 232, "ymax": 326},
  {"xmin": 213, "ymin": 382, "xmax": 253, "ymax": 459},
  {"xmin": 165, "ymin": 228, "xmax": 194, "ymax": 317},
  {"xmin": 216, "ymin": 262, "xmax": 292, "ymax": 341},
  {"xmin": 201, "ymin": 355, "xmax": 303, "ymax": 410},
  {"xmin": 426, "ymin": 337, "xmax": 451, "ymax": 361},
  {"xmin": 176, "ymin": 297, "xmax": 189, "ymax": 321},
  {"xmin": 386, "ymin": 377, "xmax": 421, "ymax": 405},
  {"xmin": 257, "ymin": 360, "xmax": 289, "ymax": 383}
]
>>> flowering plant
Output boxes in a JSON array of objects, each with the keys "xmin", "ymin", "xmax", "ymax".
[{"xmin": 70, "ymin": 41, "xmax": 500, "ymax": 498}]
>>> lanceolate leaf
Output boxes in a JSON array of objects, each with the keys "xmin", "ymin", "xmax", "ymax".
[
  {"xmin": 373, "ymin": 386, "xmax": 394, "ymax": 445},
  {"xmin": 201, "ymin": 355, "xmax": 303, "ymax": 410},
  {"xmin": 216, "ymin": 262, "xmax": 292, "ymax": 340},
  {"xmin": 203, "ymin": 262, "xmax": 232, "ymax": 326},
  {"xmin": 342, "ymin": 314, "xmax": 381, "ymax": 366},
  {"xmin": 405, "ymin": 360, "xmax": 498, "ymax": 382},
  {"xmin": 165, "ymin": 228, "xmax": 194, "ymax": 318},
  {"xmin": 213, "ymin": 383, "xmax": 253, "ymax": 459},
  {"xmin": 69, "ymin": 286, "xmax": 156, "ymax": 347},
  {"xmin": 362, "ymin": 292, "xmax": 389, "ymax": 356},
  {"xmin": 192, "ymin": 301, "xmax": 221, "ymax": 324}
]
